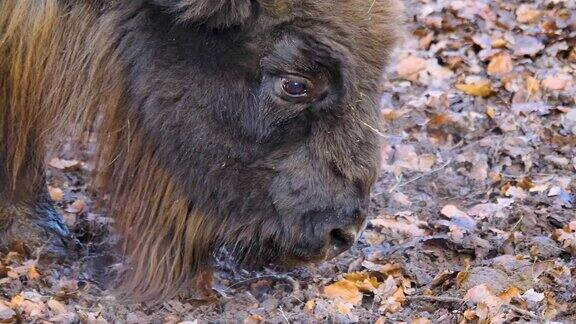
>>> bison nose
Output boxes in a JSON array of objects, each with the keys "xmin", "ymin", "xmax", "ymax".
[
  {"xmin": 325, "ymin": 226, "xmax": 358, "ymax": 259},
  {"xmin": 300, "ymin": 208, "xmax": 366, "ymax": 261}
]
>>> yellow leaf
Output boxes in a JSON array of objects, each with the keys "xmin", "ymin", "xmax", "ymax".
[
  {"xmin": 491, "ymin": 39, "xmax": 507, "ymax": 48},
  {"xmin": 517, "ymin": 177, "xmax": 535, "ymax": 190},
  {"xmin": 335, "ymin": 301, "xmax": 351, "ymax": 315},
  {"xmin": 382, "ymin": 109, "xmax": 400, "ymax": 121},
  {"xmin": 463, "ymin": 309, "xmax": 478, "ymax": 321},
  {"xmin": 486, "ymin": 106, "xmax": 496, "ymax": 119},
  {"xmin": 27, "ymin": 266, "xmax": 41, "ymax": 281},
  {"xmin": 10, "ymin": 295, "xmax": 24, "ymax": 307},
  {"xmin": 344, "ymin": 272, "xmax": 380, "ymax": 292},
  {"xmin": 244, "ymin": 314, "xmax": 264, "ymax": 324},
  {"xmin": 411, "ymin": 318, "xmax": 431, "ymax": 324},
  {"xmin": 428, "ymin": 113, "xmax": 452, "ymax": 127},
  {"xmin": 516, "ymin": 5, "xmax": 541, "ymax": 24},
  {"xmin": 487, "ymin": 53, "xmax": 513, "ymax": 76},
  {"xmin": 525, "ymin": 76, "xmax": 540, "ymax": 97},
  {"xmin": 455, "ymin": 81, "xmax": 493, "ymax": 97},
  {"xmin": 304, "ymin": 299, "xmax": 316, "ymax": 313},
  {"xmin": 497, "ymin": 286, "xmax": 521, "ymax": 303},
  {"xmin": 392, "ymin": 287, "xmax": 406, "ymax": 303},
  {"xmin": 569, "ymin": 46, "xmax": 576, "ymax": 63},
  {"xmin": 324, "ymin": 279, "xmax": 363, "ymax": 305},
  {"xmin": 380, "ymin": 287, "xmax": 405, "ymax": 313},
  {"xmin": 455, "ymin": 260, "xmax": 471, "ymax": 288}
]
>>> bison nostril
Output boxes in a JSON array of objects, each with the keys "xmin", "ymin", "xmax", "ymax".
[{"xmin": 328, "ymin": 228, "xmax": 356, "ymax": 256}]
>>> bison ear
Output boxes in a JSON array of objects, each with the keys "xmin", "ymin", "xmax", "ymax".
[{"xmin": 149, "ymin": 0, "xmax": 254, "ymax": 28}]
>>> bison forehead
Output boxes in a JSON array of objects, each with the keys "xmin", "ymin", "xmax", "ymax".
[{"xmin": 258, "ymin": 0, "xmax": 403, "ymax": 73}]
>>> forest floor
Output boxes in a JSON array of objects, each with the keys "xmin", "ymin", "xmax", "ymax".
[{"xmin": 1, "ymin": 0, "xmax": 575, "ymax": 323}]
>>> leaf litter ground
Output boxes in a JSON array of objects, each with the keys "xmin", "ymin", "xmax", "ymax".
[{"xmin": 1, "ymin": 0, "xmax": 575, "ymax": 323}]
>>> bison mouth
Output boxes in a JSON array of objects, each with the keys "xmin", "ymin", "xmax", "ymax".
[{"xmin": 225, "ymin": 223, "xmax": 361, "ymax": 269}]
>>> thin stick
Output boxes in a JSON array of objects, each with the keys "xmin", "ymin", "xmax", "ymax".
[
  {"xmin": 406, "ymin": 295, "xmax": 465, "ymax": 303},
  {"xmin": 225, "ymin": 274, "xmax": 300, "ymax": 293},
  {"xmin": 388, "ymin": 159, "xmax": 453, "ymax": 193},
  {"xmin": 504, "ymin": 304, "xmax": 543, "ymax": 322},
  {"xmin": 278, "ymin": 306, "xmax": 290, "ymax": 324}
]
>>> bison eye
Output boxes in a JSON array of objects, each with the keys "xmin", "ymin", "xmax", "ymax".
[
  {"xmin": 281, "ymin": 78, "xmax": 308, "ymax": 97},
  {"xmin": 275, "ymin": 75, "xmax": 315, "ymax": 101}
]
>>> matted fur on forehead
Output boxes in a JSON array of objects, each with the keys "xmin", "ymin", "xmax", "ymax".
[
  {"xmin": 262, "ymin": 0, "xmax": 404, "ymax": 75},
  {"xmin": 149, "ymin": 0, "xmax": 403, "ymax": 36}
]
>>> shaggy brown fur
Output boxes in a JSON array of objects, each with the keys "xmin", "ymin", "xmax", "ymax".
[{"xmin": 0, "ymin": 0, "xmax": 402, "ymax": 302}]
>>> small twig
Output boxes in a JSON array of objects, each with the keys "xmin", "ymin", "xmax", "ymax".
[
  {"xmin": 387, "ymin": 173, "xmax": 403, "ymax": 194},
  {"xmin": 367, "ymin": 0, "xmax": 377, "ymax": 14},
  {"xmin": 407, "ymin": 295, "xmax": 544, "ymax": 322},
  {"xmin": 388, "ymin": 159, "xmax": 453, "ymax": 193},
  {"xmin": 406, "ymin": 295, "xmax": 466, "ymax": 304},
  {"xmin": 360, "ymin": 120, "xmax": 386, "ymax": 137},
  {"xmin": 225, "ymin": 274, "xmax": 300, "ymax": 293},
  {"xmin": 509, "ymin": 214, "xmax": 524, "ymax": 232},
  {"xmin": 504, "ymin": 304, "xmax": 543, "ymax": 322},
  {"xmin": 278, "ymin": 306, "xmax": 290, "ymax": 324}
]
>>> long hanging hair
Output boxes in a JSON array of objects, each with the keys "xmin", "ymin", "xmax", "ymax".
[{"xmin": 0, "ymin": 0, "xmax": 217, "ymax": 301}]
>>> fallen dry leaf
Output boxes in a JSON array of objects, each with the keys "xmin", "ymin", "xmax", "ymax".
[
  {"xmin": 244, "ymin": 314, "xmax": 264, "ymax": 324},
  {"xmin": 552, "ymin": 223, "xmax": 576, "ymax": 256},
  {"xmin": 304, "ymin": 299, "xmax": 315, "ymax": 314},
  {"xmin": 525, "ymin": 76, "xmax": 540, "ymax": 98},
  {"xmin": 543, "ymin": 291, "xmax": 566, "ymax": 321},
  {"xmin": 396, "ymin": 55, "xmax": 427, "ymax": 79},
  {"xmin": 542, "ymin": 75, "xmax": 568, "ymax": 91},
  {"xmin": 344, "ymin": 272, "xmax": 380, "ymax": 292},
  {"xmin": 464, "ymin": 284, "xmax": 496, "ymax": 304},
  {"xmin": 455, "ymin": 81, "xmax": 493, "ymax": 97},
  {"xmin": 522, "ymin": 289, "xmax": 545, "ymax": 303},
  {"xmin": 513, "ymin": 35, "xmax": 545, "ymax": 56},
  {"xmin": 27, "ymin": 266, "xmax": 41, "ymax": 281},
  {"xmin": 516, "ymin": 5, "xmax": 541, "ymax": 23},
  {"xmin": 441, "ymin": 205, "xmax": 467, "ymax": 218},
  {"xmin": 504, "ymin": 186, "xmax": 528, "ymax": 200},
  {"xmin": 334, "ymin": 300, "xmax": 352, "ymax": 315},
  {"xmin": 487, "ymin": 53, "xmax": 513, "ymax": 76},
  {"xmin": 10, "ymin": 295, "xmax": 24, "ymax": 308},
  {"xmin": 324, "ymin": 279, "xmax": 363, "ymax": 305},
  {"xmin": 48, "ymin": 158, "xmax": 82, "ymax": 171},
  {"xmin": 47, "ymin": 299, "xmax": 67, "ymax": 314},
  {"xmin": 379, "ymin": 287, "xmax": 405, "ymax": 314},
  {"xmin": 0, "ymin": 302, "xmax": 16, "ymax": 322},
  {"xmin": 66, "ymin": 199, "xmax": 86, "ymax": 214},
  {"xmin": 486, "ymin": 106, "xmax": 497, "ymax": 119},
  {"xmin": 48, "ymin": 186, "xmax": 64, "ymax": 202},
  {"xmin": 496, "ymin": 286, "xmax": 521, "ymax": 303},
  {"xmin": 457, "ymin": 267, "xmax": 512, "ymax": 292},
  {"xmin": 19, "ymin": 300, "xmax": 46, "ymax": 318},
  {"xmin": 411, "ymin": 318, "xmax": 431, "ymax": 324},
  {"xmin": 371, "ymin": 215, "xmax": 427, "ymax": 237}
]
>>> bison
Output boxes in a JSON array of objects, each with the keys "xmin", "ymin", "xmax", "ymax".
[{"xmin": 0, "ymin": 0, "xmax": 401, "ymax": 301}]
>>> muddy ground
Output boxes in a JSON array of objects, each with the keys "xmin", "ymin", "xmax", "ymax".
[{"xmin": 1, "ymin": 0, "xmax": 575, "ymax": 323}]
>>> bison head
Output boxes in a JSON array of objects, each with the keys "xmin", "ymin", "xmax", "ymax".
[{"xmin": 117, "ymin": 0, "xmax": 401, "ymax": 278}]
